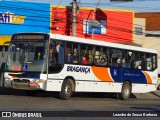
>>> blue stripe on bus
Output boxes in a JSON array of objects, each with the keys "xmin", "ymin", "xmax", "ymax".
[{"xmin": 110, "ymin": 68, "xmax": 148, "ymax": 84}]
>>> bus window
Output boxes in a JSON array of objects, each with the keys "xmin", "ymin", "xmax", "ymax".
[
  {"xmin": 109, "ymin": 48, "xmax": 122, "ymax": 67},
  {"xmin": 99, "ymin": 47, "xmax": 108, "ymax": 66},
  {"xmin": 122, "ymin": 50, "xmax": 133, "ymax": 68},
  {"xmin": 146, "ymin": 53, "xmax": 152, "ymax": 70},
  {"xmin": 66, "ymin": 42, "xmax": 73, "ymax": 63},
  {"xmin": 80, "ymin": 44, "xmax": 88, "ymax": 65},
  {"xmin": 49, "ymin": 43, "xmax": 56, "ymax": 66},
  {"xmin": 140, "ymin": 53, "xmax": 146, "ymax": 70},
  {"xmin": 87, "ymin": 45, "xmax": 94, "ymax": 64},
  {"xmin": 49, "ymin": 40, "xmax": 64, "ymax": 73},
  {"xmin": 56, "ymin": 42, "xmax": 64, "ymax": 64},
  {"xmin": 73, "ymin": 43, "xmax": 79, "ymax": 64},
  {"xmin": 134, "ymin": 52, "xmax": 140, "ymax": 69},
  {"xmin": 152, "ymin": 54, "xmax": 157, "ymax": 70},
  {"xmin": 34, "ymin": 46, "xmax": 45, "ymax": 60},
  {"xmin": 94, "ymin": 46, "xmax": 101, "ymax": 65}
]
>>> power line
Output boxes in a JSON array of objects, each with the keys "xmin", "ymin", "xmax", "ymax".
[
  {"xmin": 55, "ymin": 0, "xmax": 63, "ymax": 8},
  {"xmin": 4, "ymin": 0, "xmax": 160, "ymax": 11},
  {"xmin": 0, "ymin": 2, "xmax": 158, "ymax": 37}
]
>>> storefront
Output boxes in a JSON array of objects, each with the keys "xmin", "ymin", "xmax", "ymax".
[
  {"xmin": 51, "ymin": 6, "xmax": 134, "ymax": 43},
  {"xmin": 0, "ymin": 1, "xmax": 50, "ymax": 46}
]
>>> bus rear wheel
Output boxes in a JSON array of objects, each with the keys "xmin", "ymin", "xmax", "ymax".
[
  {"xmin": 120, "ymin": 81, "xmax": 131, "ymax": 100},
  {"xmin": 0, "ymin": 72, "xmax": 4, "ymax": 87},
  {"xmin": 59, "ymin": 79, "xmax": 74, "ymax": 100}
]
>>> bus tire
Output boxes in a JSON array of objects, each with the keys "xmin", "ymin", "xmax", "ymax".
[
  {"xmin": 59, "ymin": 79, "xmax": 73, "ymax": 100},
  {"xmin": 120, "ymin": 81, "xmax": 131, "ymax": 100},
  {"xmin": 0, "ymin": 72, "xmax": 4, "ymax": 87}
]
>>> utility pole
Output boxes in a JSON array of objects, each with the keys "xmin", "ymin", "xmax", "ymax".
[
  {"xmin": 92, "ymin": 11, "xmax": 95, "ymax": 40},
  {"xmin": 91, "ymin": 0, "xmax": 101, "ymax": 39},
  {"xmin": 72, "ymin": 0, "xmax": 77, "ymax": 37}
]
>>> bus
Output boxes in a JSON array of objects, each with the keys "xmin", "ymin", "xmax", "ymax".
[{"xmin": 2, "ymin": 33, "xmax": 158, "ymax": 100}]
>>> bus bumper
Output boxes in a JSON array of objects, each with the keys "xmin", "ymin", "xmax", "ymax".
[
  {"xmin": 12, "ymin": 81, "xmax": 41, "ymax": 90},
  {"xmin": 4, "ymin": 78, "xmax": 43, "ymax": 90},
  {"xmin": 4, "ymin": 78, "xmax": 13, "ymax": 88}
]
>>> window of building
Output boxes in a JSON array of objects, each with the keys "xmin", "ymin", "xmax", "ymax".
[{"xmin": 135, "ymin": 27, "xmax": 143, "ymax": 35}]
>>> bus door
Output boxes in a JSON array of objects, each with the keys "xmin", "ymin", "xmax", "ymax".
[{"xmin": 0, "ymin": 42, "xmax": 9, "ymax": 87}]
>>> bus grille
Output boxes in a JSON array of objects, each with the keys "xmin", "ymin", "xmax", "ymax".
[{"xmin": 13, "ymin": 79, "xmax": 29, "ymax": 83}]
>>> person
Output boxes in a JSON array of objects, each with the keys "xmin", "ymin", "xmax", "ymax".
[
  {"xmin": 56, "ymin": 42, "xmax": 64, "ymax": 64},
  {"xmin": 81, "ymin": 56, "xmax": 88, "ymax": 64},
  {"xmin": 94, "ymin": 51, "xmax": 100, "ymax": 64},
  {"xmin": 99, "ymin": 57, "xmax": 107, "ymax": 66},
  {"xmin": 34, "ymin": 47, "xmax": 44, "ymax": 60},
  {"xmin": 73, "ymin": 56, "xmax": 78, "ymax": 63},
  {"xmin": 73, "ymin": 48, "xmax": 78, "ymax": 56},
  {"xmin": 88, "ymin": 50, "xmax": 93, "ymax": 63},
  {"xmin": 73, "ymin": 48, "xmax": 78, "ymax": 63},
  {"xmin": 67, "ymin": 51, "xmax": 73, "ymax": 63},
  {"xmin": 141, "ymin": 54, "xmax": 146, "ymax": 69}
]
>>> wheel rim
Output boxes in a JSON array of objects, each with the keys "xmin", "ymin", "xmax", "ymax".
[
  {"xmin": 65, "ymin": 85, "xmax": 72, "ymax": 96},
  {"xmin": 124, "ymin": 86, "xmax": 130, "ymax": 97}
]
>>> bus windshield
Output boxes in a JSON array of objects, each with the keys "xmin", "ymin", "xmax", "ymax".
[{"xmin": 6, "ymin": 41, "xmax": 47, "ymax": 72}]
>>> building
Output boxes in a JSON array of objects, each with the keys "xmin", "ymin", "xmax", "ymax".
[
  {"xmin": 134, "ymin": 13, "xmax": 160, "ymax": 72},
  {"xmin": 0, "ymin": 1, "xmax": 50, "ymax": 46},
  {"xmin": 51, "ymin": 6, "xmax": 134, "ymax": 43}
]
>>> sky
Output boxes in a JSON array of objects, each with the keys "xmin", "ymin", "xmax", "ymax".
[{"xmin": 4, "ymin": 0, "xmax": 160, "ymax": 13}]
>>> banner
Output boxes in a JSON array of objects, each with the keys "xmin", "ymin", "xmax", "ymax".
[
  {"xmin": 83, "ymin": 20, "xmax": 107, "ymax": 34},
  {"xmin": 0, "ymin": 111, "xmax": 160, "ymax": 117}
]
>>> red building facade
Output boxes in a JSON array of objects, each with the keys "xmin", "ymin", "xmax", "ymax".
[{"xmin": 51, "ymin": 6, "xmax": 134, "ymax": 43}]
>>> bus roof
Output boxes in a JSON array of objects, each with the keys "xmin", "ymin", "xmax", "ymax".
[{"xmin": 50, "ymin": 34, "xmax": 158, "ymax": 54}]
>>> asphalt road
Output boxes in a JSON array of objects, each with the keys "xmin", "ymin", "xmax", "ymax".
[{"xmin": 0, "ymin": 88, "xmax": 159, "ymax": 119}]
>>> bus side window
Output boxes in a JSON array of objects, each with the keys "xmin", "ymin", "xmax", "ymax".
[
  {"xmin": 67, "ymin": 49, "xmax": 73, "ymax": 63},
  {"xmin": 66, "ymin": 42, "xmax": 73, "ymax": 63},
  {"xmin": 140, "ymin": 53, "xmax": 146, "ymax": 70},
  {"xmin": 134, "ymin": 52, "xmax": 141, "ymax": 69},
  {"xmin": 109, "ymin": 48, "xmax": 121, "ymax": 67},
  {"xmin": 94, "ymin": 46, "xmax": 101, "ymax": 65},
  {"xmin": 49, "ymin": 44, "xmax": 54, "ymax": 59},
  {"xmin": 146, "ymin": 53, "xmax": 152, "ymax": 70},
  {"xmin": 80, "ymin": 44, "xmax": 88, "ymax": 65},
  {"xmin": 49, "ymin": 43, "xmax": 56, "ymax": 66},
  {"xmin": 56, "ymin": 42, "xmax": 64, "ymax": 64},
  {"xmin": 94, "ymin": 51, "xmax": 100, "ymax": 65},
  {"xmin": 88, "ymin": 45, "xmax": 94, "ymax": 64},
  {"xmin": 98, "ymin": 47, "xmax": 108, "ymax": 66},
  {"xmin": 152, "ymin": 55, "xmax": 157, "ymax": 70},
  {"xmin": 125, "ymin": 51, "xmax": 132, "ymax": 68},
  {"xmin": 73, "ymin": 43, "xmax": 79, "ymax": 64}
]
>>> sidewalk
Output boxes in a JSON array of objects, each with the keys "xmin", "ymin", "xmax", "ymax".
[{"xmin": 133, "ymin": 90, "xmax": 160, "ymax": 99}]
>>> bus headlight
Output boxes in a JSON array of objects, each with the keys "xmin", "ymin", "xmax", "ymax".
[{"xmin": 32, "ymin": 79, "xmax": 44, "ymax": 83}]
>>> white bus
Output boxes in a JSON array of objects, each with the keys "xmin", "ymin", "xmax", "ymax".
[{"xmin": 3, "ymin": 33, "xmax": 158, "ymax": 100}]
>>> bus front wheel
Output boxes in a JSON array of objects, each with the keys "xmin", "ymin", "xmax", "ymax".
[
  {"xmin": 120, "ymin": 81, "xmax": 131, "ymax": 100},
  {"xmin": 59, "ymin": 79, "xmax": 74, "ymax": 100}
]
